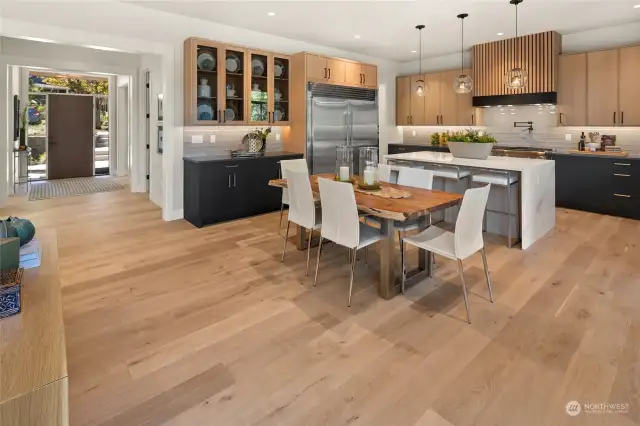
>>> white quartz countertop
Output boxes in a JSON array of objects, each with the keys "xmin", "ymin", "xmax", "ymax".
[{"xmin": 385, "ymin": 151, "xmax": 554, "ymax": 172}]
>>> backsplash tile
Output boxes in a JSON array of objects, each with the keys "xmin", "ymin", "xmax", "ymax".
[
  {"xmin": 183, "ymin": 126, "xmax": 284, "ymax": 156},
  {"xmin": 401, "ymin": 105, "xmax": 640, "ymax": 154}
]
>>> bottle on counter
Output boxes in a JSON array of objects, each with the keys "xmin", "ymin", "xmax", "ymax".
[{"xmin": 579, "ymin": 132, "xmax": 586, "ymax": 151}]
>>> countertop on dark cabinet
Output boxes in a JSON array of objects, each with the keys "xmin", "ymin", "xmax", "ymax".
[{"xmin": 184, "ymin": 151, "xmax": 303, "ymax": 164}]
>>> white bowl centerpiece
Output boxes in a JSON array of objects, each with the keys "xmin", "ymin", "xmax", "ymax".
[{"xmin": 446, "ymin": 129, "xmax": 497, "ymax": 160}]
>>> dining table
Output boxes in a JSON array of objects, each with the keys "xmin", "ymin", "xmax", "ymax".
[{"xmin": 268, "ymin": 173, "xmax": 464, "ymax": 299}]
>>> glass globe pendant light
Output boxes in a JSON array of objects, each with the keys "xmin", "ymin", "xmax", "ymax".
[
  {"xmin": 453, "ymin": 13, "xmax": 473, "ymax": 94},
  {"xmin": 504, "ymin": 0, "xmax": 528, "ymax": 90},
  {"xmin": 415, "ymin": 24, "xmax": 427, "ymax": 97}
]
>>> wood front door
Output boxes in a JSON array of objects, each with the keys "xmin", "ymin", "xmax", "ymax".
[{"xmin": 48, "ymin": 94, "xmax": 94, "ymax": 180}]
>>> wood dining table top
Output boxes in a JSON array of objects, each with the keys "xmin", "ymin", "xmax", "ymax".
[{"xmin": 268, "ymin": 173, "xmax": 463, "ymax": 222}]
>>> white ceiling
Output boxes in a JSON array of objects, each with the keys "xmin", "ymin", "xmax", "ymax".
[{"xmin": 128, "ymin": 0, "xmax": 640, "ymax": 62}]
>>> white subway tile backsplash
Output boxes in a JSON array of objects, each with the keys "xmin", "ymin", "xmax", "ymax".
[{"xmin": 401, "ymin": 105, "xmax": 640, "ymax": 154}]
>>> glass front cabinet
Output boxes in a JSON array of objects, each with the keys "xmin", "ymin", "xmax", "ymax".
[{"xmin": 185, "ymin": 38, "xmax": 290, "ymax": 126}]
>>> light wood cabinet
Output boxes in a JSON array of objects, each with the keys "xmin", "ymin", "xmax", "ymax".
[
  {"xmin": 361, "ymin": 64, "xmax": 378, "ymax": 88},
  {"xmin": 396, "ymin": 76, "xmax": 412, "ymax": 126},
  {"xmin": 396, "ymin": 69, "xmax": 479, "ymax": 126},
  {"xmin": 587, "ymin": 49, "xmax": 619, "ymax": 126},
  {"xmin": 456, "ymin": 69, "xmax": 475, "ymax": 126},
  {"xmin": 410, "ymin": 75, "xmax": 426, "ymax": 125},
  {"xmin": 345, "ymin": 62, "xmax": 362, "ymax": 86},
  {"xmin": 327, "ymin": 58, "xmax": 346, "ymax": 84},
  {"xmin": 439, "ymin": 70, "xmax": 459, "ymax": 126},
  {"xmin": 619, "ymin": 45, "xmax": 640, "ymax": 126},
  {"xmin": 558, "ymin": 53, "xmax": 587, "ymax": 126},
  {"xmin": 184, "ymin": 37, "xmax": 290, "ymax": 126},
  {"xmin": 306, "ymin": 54, "xmax": 327, "ymax": 81}
]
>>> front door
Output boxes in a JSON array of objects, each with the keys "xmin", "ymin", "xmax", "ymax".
[{"xmin": 48, "ymin": 94, "xmax": 94, "ymax": 180}]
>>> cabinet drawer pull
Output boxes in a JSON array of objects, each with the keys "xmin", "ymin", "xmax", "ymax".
[
  {"xmin": 614, "ymin": 173, "xmax": 631, "ymax": 177},
  {"xmin": 226, "ymin": 164, "xmax": 239, "ymax": 168},
  {"xmin": 614, "ymin": 163, "xmax": 631, "ymax": 166},
  {"xmin": 614, "ymin": 193, "xmax": 631, "ymax": 198}
]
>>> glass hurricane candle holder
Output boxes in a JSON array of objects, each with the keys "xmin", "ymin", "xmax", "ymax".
[
  {"xmin": 335, "ymin": 145, "xmax": 354, "ymax": 182},
  {"xmin": 358, "ymin": 147, "xmax": 379, "ymax": 187}
]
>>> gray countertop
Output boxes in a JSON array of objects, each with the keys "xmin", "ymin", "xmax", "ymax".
[{"xmin": 183, "ymin": 151, "xmax": 303, "ymax": 163}]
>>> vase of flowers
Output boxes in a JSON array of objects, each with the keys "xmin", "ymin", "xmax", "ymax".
[{"xmin": 447, "ymin": 129, "xmax": 496, "ymax": 160}]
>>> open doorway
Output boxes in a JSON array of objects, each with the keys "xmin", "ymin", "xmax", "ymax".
[{"xmin": 27, "ymin": 72, "xmax": 110, "ymax": 180}]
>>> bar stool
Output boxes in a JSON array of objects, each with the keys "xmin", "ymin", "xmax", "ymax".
[
  {"xmin": 471, "ymin": 170, "xmax": 520, "ymax": 248},
  {"xmin": 428, "ymin": 164, "xmax": 472, "ymax": 224}
]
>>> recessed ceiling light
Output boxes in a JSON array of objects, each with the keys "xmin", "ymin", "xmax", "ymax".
[
  {"xmin": 634, "ymin": 4, "xmax": 640, "ymax": 8},
  {"xmin": 267, "ymin": 12, "xmax": 276, "ymax": 16},
  {"xmin": 497, "ymin": 32, "xmax": 504, "ymax": 36},
  {"xmin": 354, "ymin": 35, "xmax": 361, "ymax": 39},
  {"xmin": 411, "ymin": 50, "xmax": 417, "ymax": 53}
]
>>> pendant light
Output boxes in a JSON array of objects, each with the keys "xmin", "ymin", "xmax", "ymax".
[
  {"xmin": 453, "ymin": 13, "xmax": 473, "ymax": 94},
  {"xmin": 415, "ymin": 24, "xmax": 427, "ymax": 97},
  {"xmin": 504, "ymin": 0, "xmax": 528, "ymax": 90}
]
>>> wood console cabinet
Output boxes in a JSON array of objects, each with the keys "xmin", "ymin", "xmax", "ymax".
[
  {"xmin": 396, "ymin": 69, "xmax": 476, "ymax": 126},
  {"xmin": 184, "ymin": 38, "xmax": 291, "ymax": 126},
  {"xmin": 184, "ymin": 153, "xmax": 303, "ymax": 227}
]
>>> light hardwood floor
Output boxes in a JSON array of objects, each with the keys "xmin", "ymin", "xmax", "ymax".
[{"xmin": 3, "ymin": 187, "xmax": 639, "ymax": 426}]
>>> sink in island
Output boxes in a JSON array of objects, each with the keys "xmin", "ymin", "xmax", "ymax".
[{"xmin": 385, "ymin": 151, "xmax": 555, "ymax": 250}]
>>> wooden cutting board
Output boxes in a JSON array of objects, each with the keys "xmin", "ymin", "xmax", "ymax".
[{"xmin": 569, "ymin": 150, "xmax": 628, "ymax": 157}]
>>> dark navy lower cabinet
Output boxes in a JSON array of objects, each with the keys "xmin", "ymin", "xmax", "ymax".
[
  {"xmin": 553, "ymin": 154, "xmax": 639, "ymax": 220},
  {"xmin": 184, "ymin": 153, "xmax": 303, "ymax": 227}
]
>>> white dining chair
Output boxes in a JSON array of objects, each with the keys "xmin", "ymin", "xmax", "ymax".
[
  {"xmin": 281, "ymin": 170, "xmax": 322, "ymax": 276},
  {"xmin": 377, "ymin": 163, "xmax": 391, "ymax": 183},
  {"xmin": 279, "ymin": 159, "xmax": 308, "ymax": 235},
  {"xmin": 401, "ymin": 184, "xmax": 493, "ymax": 324},
  {"xmin": 314, "ymin": 178, "xmax": 386, "ymax": 306}
]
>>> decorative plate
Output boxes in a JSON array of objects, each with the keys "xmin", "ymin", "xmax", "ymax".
[
  {"xmin": 225, "ymin": 105, "xmax": 238, "ymax": 121},
  {"xmin": 357, "ymin": 182, "xmax": 381, "ymax": 191},
  {"xmin": 197, "ymin": 102, "xmax": 214, "ymax": 121},
  {"xmin": 274, "ymin": 60, "xmax": 286, "ymax": 78},
  {"xmin": 252, "ymin": 58, "xmax": 265, "ymax": 76},
  {"xmin": 226, "ymin": 54, "xmax": 241, "ymax": 73},
  {"xmin": 197, "ymin": 52, "xmax": 215, "ymax": 71}
]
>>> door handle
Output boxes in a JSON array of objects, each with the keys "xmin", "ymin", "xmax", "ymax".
[
  {"xmin": 359, "ymin": 74, "xmax": 362, "ymax": 84},
  {"xmin": 328, "ymin": 68, "xmax": 331, "ymax": 80},
  {"xmin": 614, "ymin": 173, "xmax": 631, "ymax": 177},
  {"xmin": 323, "ymin": 68, "xmax": 327, "ymax": 79},
  {"xmin": 268, "ymin": 111, "xmax": 271, "ymax": 123},
  {"xmin": 228, "ymin": 174, "xmax": 232, "ymax": 188},
  {"xmin": 559, "ymin": 112, "xmax": 563, "ymax": 125},
  {"xmin": 621, "ymin": 111, "xmax": 624, "ymax": 125},
  {"xmin": 363, "ymin": 74, "xmax": 366, "ymax": 84},
  {"xmin": 613, "ymin": 111, "xmax": 616, "ymax": 124},
  {"xmin": 233, "ymin": 173, "xmax": 237, "ymax": 187},
  {"xmin": 472, "ymin": 114, "xmax": 475, "ymax": 125}
]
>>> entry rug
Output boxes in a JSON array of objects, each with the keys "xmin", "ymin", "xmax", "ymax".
[{"xmin": 29, "ymin": 177, "xmax": 124, "ymax": 201}]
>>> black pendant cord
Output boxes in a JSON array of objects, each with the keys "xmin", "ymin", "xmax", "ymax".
[
  {"xmin": 461, "ymin": 17, "xmax": 464, "ymax": 73},
  {"xmin": 515, "ymin": 1, "xmax": 519, "ymax": 66},
  {"xmin": 416, "ymin": 25, "xmax": 425, "ymax": 77}
]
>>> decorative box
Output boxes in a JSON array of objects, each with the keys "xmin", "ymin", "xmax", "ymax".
[
  {"xmin": 0, "ymin": 237, "xmax": 20, "ymax": 270},
  {"xmin": 0, "ymin": 268, "xmax": 23, "ymax": 319}
]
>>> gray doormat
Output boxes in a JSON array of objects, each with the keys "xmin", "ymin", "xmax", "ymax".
[{"xmin": 29, "ymin": 177, "xmax": 124, "ymax": 201}]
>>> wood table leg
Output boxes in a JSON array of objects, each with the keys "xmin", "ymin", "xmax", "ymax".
[
  {"xmin": 379, "ymin": 218, "xmax": 397, "ymax": 300},
  {"xmin": 403, "ymin": 214, "xmax": 433, "ymax": 290},
  {"xmin": 295, "ymin": 225, "xmax": 307, "ymax": 250}
]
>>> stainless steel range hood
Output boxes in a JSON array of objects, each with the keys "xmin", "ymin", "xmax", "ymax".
[{"xmin": 472, "ymin": 31, "xmax": 561, "ymax": 107}]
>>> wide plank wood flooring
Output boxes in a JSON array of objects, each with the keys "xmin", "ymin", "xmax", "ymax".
[{"xmin": 3, "ymin": 186, "xmax": 639, "ymax": 426}]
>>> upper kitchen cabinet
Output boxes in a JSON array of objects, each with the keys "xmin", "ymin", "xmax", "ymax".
[
  {"xmin": 396, "ymin": 76, "xmax": 411, "ymax": 125},
  {"xmin": 587, "ymin": 49, "xmax": 619, "ymax": 126},
  {"xmin": 248, "ymin": 51, "xmax": 291, "ymax": 125},
  {"xmin": 184, "ymin": 38, "xmax": 292, "ymax": 126},
  {"xmin": 558, "ymin": 53, "xmax": 587, "ymax": 126},
  {"xmin": 185, "ymin": 38, "xmax": 222, "ymax": 125},
  {"xmin": 619, "ymin": 45, "xmax": 640, "ymax": 126},
  {"xmin": 298, "ymin": 52, "xmax": 377, "ymax": 88},
  {"xmin": 396, "ymin": 69, "xmax": 477, "ymax": 126}
]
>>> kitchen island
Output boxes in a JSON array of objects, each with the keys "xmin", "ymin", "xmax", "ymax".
[{"xmin": 385, "ymin": 151, "xmax": 555, "ymax": 250}]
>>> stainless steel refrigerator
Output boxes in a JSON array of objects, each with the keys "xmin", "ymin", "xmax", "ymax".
[{"xmin": 306, "ymin": 83, "xmax": 378, "ymax": 174}]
